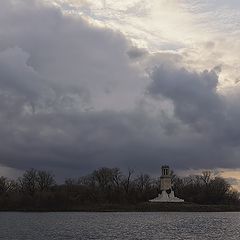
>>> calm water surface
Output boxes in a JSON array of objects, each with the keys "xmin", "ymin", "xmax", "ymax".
[{"xmin": 0, "ymin": 212, "xmax": 240, "ymax": 240}]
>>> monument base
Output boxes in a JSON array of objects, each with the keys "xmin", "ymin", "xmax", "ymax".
[{"xmin": 149, "ymin": 190, "xmax": 184, "ymax": 203}]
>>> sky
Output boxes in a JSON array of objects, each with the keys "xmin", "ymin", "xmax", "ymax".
[{"xmin": 1, "ymin": 0, "xmax": 240, "ymax": 188}]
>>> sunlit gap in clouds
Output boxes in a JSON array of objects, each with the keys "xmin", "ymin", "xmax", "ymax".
[
  {"xmin": 53, "ymin": 0, "xmax": 198, "ymax": 50},
  {"xmin": 55, "ymin": 0, "xmax": 240, "ymax": 90},
  {"xmin": 53, "ymin": 0, "xmax": 240, "ymax": 48}
]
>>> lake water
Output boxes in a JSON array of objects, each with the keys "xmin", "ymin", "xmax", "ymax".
[{"xmin": 0, "ymin": 212, "xmax": 240, "ymax": 239}]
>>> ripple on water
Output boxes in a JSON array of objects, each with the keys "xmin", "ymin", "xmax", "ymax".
[{"xmin": 0, "ymin": 212, "xmax": 240, "ymax": 240}]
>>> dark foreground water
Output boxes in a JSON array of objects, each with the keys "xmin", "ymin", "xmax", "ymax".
[{"xmin": 1, "ymin": 212, "xmax": 240, "ymax": 240}]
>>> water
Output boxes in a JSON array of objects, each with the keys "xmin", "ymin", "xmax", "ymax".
[{"xmin": 0, "ymin": 212, "xmax": 240, "ymax": 240}]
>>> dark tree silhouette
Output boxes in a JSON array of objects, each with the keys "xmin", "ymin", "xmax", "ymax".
[{"xmin": 0, "ymin": 168, "xmax": 239, "ymax": 211}]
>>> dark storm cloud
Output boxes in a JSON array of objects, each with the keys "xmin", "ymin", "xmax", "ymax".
[
  {"xmin": 0, "ymin": 105, "xmax": 233, "ymax": 174},
  {"xmin": 146, "ymin": 62, "xmax": 240, "ymax": 169},
  {"xmin": 0, "ymin": 0, "xmax": 151, "ymax": 175},
  {"xmin": 147, "ymin": 64, "xmax": 223, "ymax": 128},
  {"xmin": 1, "ymin": 0, "xmax": 240, "ymax": 178}
]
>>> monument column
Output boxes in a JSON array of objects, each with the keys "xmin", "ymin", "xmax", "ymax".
[{"xmin": 149, "ymin": 165, "xmax": 184, "ymax": 202}]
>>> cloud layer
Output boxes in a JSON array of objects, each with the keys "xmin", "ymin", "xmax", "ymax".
[{"xmin": 1, "ymin": 0, "xmax": 240, "ymax": 179}]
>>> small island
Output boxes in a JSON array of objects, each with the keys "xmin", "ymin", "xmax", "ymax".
[{"xmin": 0, "ymin": 166, "xmax": 239, "ymax": 212}]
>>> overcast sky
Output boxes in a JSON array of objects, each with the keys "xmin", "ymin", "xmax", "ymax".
[{"xmin": 1, "ymin": 0, "xmax": 240, "ymax": 187}]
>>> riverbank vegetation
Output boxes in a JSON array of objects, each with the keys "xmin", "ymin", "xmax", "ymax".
[{"xmin": 0, "ymin": 168, "xmax": 239, "ymax": 211}]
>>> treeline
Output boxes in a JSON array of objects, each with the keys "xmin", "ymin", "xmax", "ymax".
[{"xmin": 0, "ymin": 168, "xmax": 239, "ymax": 210}]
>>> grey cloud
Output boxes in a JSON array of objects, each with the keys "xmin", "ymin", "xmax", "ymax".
[
  {"xmin": 0, "ymin": 0, "xmax": 150, "ymax": 177},
  {"xmin": 144, "ymin": 60, "xmax": 240, "ymax": 170},
  {"xmin": 0, "ymin": 0, "xmax": 143, "ymax": 111},
  {"xmin": 0, "ymin": 47, "xmax": 48, "ymax": 101},
  {"xmin": 1, "ymin": 0, "xmax": 240, "ymax": 180},
  {"xmin": 0, "ymin": 106, "xmax": 234, "ymax": 177},
  {"xmin": 127, "ymin": 47, "xmax": 148, "ymax": 59},
  {"xmin": 147, "ymin": 64, "xmax": 224, "ymax": 129}
]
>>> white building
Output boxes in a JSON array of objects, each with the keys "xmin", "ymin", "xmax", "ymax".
[{"xmin": 149, "ymin": 165, "xmax": 184, "ymax": 203}]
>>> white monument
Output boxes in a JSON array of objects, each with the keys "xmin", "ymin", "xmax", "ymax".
[{"xmin": 150, "ymin": 165, "xmax": 184, "ymax": 203}]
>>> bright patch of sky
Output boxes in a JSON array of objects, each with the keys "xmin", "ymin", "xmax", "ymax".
[
  {"xmin": 54, "ymin": 1, "xmax": 240, "ymax": 49},
  {"xmin": 53, "ymin": 0, "xmax": 240, "ymax": 89}
]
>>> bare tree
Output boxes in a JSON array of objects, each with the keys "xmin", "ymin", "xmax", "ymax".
[
  {"xmin": 78, "ymin": 174, "xmax": 95, "ymax": 187},
  {"xmin": 112, "ymin": 168, "xmax": 122, "ymax": 189},
  {"xmin": 201, "ymin": 171, "xmax": 213, "ymax": 186},
  {"xmin": 0, "ymin": 177, "xmax": 10, "ymax": 194},
  {"xmin": 65, "ymin": 178, "xmax": 77, "ymax": 186},
  {"xmin": 18, "ymin": 169, "xmax": 38, "ymax": 195},
  {"xmin": 37, "ymin": 170, "xmax": 55, "ymax": 191},
  {"xmin": 135, "ymin": 173, "xmax": 151, "ymax": 193},
  {"xmin": 93, "ymin": 167, "xmax": 115, "ymax": 190},
  {"xmin": 207, "ymin": 177, "xmax": 230, "ymax": 203},
  {"xmin": 122, "ymin": 168, "xmax": 134, "ymax": 194}
]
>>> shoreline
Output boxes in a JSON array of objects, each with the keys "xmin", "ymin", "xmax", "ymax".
[{"xmin": 1, "ymin": 202, "xmax": 240, "ymax": 212}]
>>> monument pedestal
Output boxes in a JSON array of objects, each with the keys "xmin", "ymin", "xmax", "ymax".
[
  {"xmin": 149, "ymin": 190, "xmax": 184, "ymax": 203},
  {"xmin": 149, "ymin": 165, "xmax": 184, "ymax": 203}
]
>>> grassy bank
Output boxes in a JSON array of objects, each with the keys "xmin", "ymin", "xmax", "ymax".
[{"xmin": 1, "ymin": 202, "xmax": 240, "ymax": 212}]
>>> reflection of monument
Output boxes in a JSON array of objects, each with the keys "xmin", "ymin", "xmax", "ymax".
[{"xmin": 150, "ymin": 165, "xmax": 184, "ymax": 202}]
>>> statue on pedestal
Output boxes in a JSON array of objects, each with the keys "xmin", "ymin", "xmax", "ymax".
[{"xmin": 149, "ymin": 165, "xmax": 184, "ymax": 203}]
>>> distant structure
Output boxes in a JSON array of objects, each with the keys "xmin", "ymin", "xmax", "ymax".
[{"xmin": 149, "ymin": 165, "xmax": 184, "ymax": 202}]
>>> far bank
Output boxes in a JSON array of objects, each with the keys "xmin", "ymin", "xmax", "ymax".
[{"xmin": 1, "ymin": 202, "xmax": 240, "ymax": 212}]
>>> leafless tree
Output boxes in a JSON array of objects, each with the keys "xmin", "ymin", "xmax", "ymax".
[
  {"xmin": 135, "ymin": 173, "xmax": 151, "ymax": 192},
  {"xmin": 201, "ymin": 171, "xmax": 213, "ymax": 186},
  {"xmin": 122, "ymin": 168, "xmax": 134, "ymax": 194},
  {"xmin": 0, "ymin": 177, "xmax": 10, "ymax": 194},
  {"xmin": 18, "ymin": 169, "xmax": 38, "ymax": 195},
  {"xmin": 37, "ymin": 170, "xmax": 55, "ymax": 191}
]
